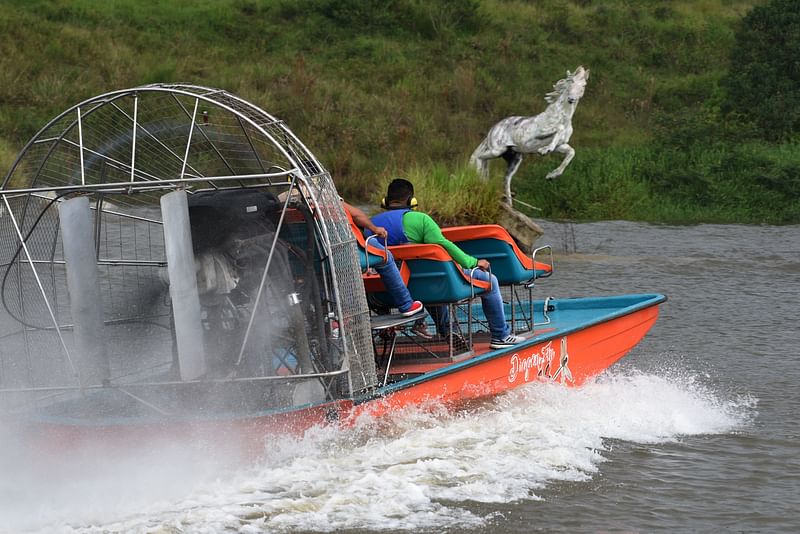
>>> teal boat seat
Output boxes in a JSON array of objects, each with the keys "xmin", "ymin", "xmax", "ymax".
[
  {"xmin": 441, "ymin": 225, "xmax": 552, "ymax": 285},
  {"xmin": 387, "ymin": 243, "xmax": 490, "ymax": 304}
]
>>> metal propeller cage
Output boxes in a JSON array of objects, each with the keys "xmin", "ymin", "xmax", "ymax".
[{"xmin": 0, "ymin": 84, "xmax": 377, "ymax": 420}]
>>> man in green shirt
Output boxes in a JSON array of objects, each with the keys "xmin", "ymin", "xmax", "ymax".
[{"xmin": 367, "ymin": 179, "xmax": 523, "ymax": 349}]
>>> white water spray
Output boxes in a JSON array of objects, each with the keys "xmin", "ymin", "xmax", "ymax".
[{"xmin": 0, "ymin": 369, "xmax": 753, "ymax": 533}]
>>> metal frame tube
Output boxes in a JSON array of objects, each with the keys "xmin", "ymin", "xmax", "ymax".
[
  {"xmin": 180, "ymin": 98, "xmax": 199, "ymax": 180},
  {"xmin": 0, "ymin": 368, "xmax": 349, "ymax": 394},
  {"xmin": 235, "ymin": 175, "xmax": 297, "ymax": 366},
  {"xmin": 77, "ymin": 107, "xmax": 85, "ymax": 186},
  {"xmin": 130, "ymin": 94, "xmax": 138, "ymax": 183},
  {"xmin": 1, "ymin": 171, "xmax": 295, "ymax": 196}
]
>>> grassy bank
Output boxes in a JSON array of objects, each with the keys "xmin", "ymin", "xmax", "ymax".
[
  {"xmin": 511, "ymin": 141, "xmax": 800, "ymax": 224},
  {"xmin": 2, "ymin": 0, "xmax": 794, "ymax": 224}
]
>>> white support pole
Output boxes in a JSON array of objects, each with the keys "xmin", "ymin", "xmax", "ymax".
[
  {"xmin": 130, "ymin": 94, "xmax": 138, "ymax": 182},
  {"xmin": 77, "ymin": 107, "xmax": 86, "ymax": 186},
  {"xmin": 58, "ymin": 196, "xmax": 109, "ymax": 386},
  {"xmin": 160, "ymin": 190, "xmax": 207, "ymax": 381}
]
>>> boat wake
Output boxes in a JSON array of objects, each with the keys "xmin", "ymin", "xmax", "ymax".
[{"xmin": 0, "ymin": 368, "xmax": 754, "ymax": 533}]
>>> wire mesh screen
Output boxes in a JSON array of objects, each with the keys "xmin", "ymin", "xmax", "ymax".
[
  {"xmin": 1, "ymin": 194, "xmax": 68, "ymax": 328},
  {"xmin": 304, "ymin": 171, "xmax": 377, "ymax": 393},
  {"xmin": 0, "ymin": 84, "xmax": 378, "ymax": 414},
  {"xmin": 2, "ymin": 85, "xmax": 301, "ymax": 193},
  {"xmin": 0, "ymin": 194, "xmax": 75, "ymax": 392}
]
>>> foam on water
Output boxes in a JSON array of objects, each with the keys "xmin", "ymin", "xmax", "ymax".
[{"xmin": 1, "ymin": 369, "xmax": 754, "ymax": 533}]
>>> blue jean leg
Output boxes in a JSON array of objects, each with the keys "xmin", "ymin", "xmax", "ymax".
[
  {"xmin": 463, "ymin": 267, "xmax": 510, "ymax": 340},
  {"xmin": 427, "ymin": 304, "xmax": 450, "ymax": 336},
  {"xmin": 372, "ymin": 245, "xmax": 414, "ymax": 312},
  {"xmin": 429, "ymin": 269, "xmax": 511, "ymax": 340}
]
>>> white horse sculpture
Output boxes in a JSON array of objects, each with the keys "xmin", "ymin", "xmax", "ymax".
[{"xmin": 470, "ymin": 66, "xmax": 589, "ymax": 202}]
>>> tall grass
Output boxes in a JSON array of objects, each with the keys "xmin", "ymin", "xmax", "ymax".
[
  {"xmin": 509, "ymin": 141, "xmax": 800, "ymax": 224},
  {"xmin": 366, "ymin": 163, "xmax": 501, "ymax": 226},
  {"xmin": 2, "ymin": 0, "xmax": 792, "ymax": 224}
]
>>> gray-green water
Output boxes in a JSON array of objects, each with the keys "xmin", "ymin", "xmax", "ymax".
[{"xmin": 519, "ymin": 221, "xmax": 799, "ymax": 532}]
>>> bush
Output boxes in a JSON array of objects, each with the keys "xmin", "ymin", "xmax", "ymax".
[{"xmin": 722, "ymin": 0, "xmax": 800, "ymax": 141}]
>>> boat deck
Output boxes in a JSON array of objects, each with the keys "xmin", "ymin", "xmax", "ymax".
[{"xmin": 375, "ymin": 293, "xmax": 664, "ymax": 384}]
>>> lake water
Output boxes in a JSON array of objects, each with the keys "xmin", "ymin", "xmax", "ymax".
[{"xmin": 1, "ymin": 221, "xmax": 798, "ymax": 533}]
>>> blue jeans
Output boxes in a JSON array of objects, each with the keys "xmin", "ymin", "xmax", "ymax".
[
  {"xmin": 372, "ymin": 243, "xmax": 414, "ymax": 313},
  {"xmin": 430, "ymin": 268, "xmax": 510, "ymax": 340}
]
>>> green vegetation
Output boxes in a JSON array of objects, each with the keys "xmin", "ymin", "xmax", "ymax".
[
  {"xmin": 399, "ymin": 163, "xmax": 502, "ymax": 226},
  {"xmin": 1, "ymin": 0, "xmax": 797, "ymax": 224},
  {"xmin": 722, "ymin": 0, "xmax": 800, "ymax": 142}
]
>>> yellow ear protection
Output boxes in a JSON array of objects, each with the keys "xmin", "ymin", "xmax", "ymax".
[{"xmin": 381, "ymin": 196, "xmax": 418, "ymax": 210}]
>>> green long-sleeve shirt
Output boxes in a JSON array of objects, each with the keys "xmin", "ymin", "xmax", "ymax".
[{"xmin": 401, "ymin": 211, "xmax": 478, "ymax": 269}]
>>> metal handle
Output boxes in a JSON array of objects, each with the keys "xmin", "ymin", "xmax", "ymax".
[{"xmin": 363, "ymin": 234, "xmax": 389, "ymax": 272}]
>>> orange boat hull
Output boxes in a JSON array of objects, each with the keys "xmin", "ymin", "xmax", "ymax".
[
  {"xmin": 15, "ymin": 300, "xmax": 661, "ymax": 457},
  {"xmin": 353, "ymin": 303, "xmax": 660, "ymax": 419}
]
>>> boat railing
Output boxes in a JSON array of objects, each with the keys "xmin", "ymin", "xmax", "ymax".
[
  {"xmin": 526, "ymin": 244, "xmax": 554, "ymax": 327},
  {"xmin": 530, "ymin": 245, "xmax": 554, "ymax": 283},
  {"xmin": 439, "ymin": 226, "xmax": 554, "ymax": 334}
]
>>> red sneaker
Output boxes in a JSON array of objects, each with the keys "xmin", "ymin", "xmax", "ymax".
[{"xmin": 401, "ymin": 300, "xmax": 424, "ymax": 317}]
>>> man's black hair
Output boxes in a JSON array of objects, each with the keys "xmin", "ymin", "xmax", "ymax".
[{"xmin": 386, "ymin": 178, "xmax": 414, "ymax": 203}]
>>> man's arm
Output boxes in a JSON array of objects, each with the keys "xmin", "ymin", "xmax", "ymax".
[
  {"xmin": 403, "ymin": 212, "xmax": 480, "ymax": 269},
  {"xmin": 343, "ymin": 202, "xmax": 387, "ymax": 239}
]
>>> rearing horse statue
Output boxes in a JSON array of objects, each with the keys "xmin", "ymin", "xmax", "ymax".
[{"xmin": 470, "ymin": 66, "xmax": 589, "ymax": 202}]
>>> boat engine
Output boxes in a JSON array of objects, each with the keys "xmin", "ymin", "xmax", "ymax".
[{"xmin": 187, "ymin": 189, "xmax": 313, "ymax": 377}]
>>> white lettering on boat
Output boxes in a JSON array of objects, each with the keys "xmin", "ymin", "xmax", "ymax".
[{"xmin": 508, "ymin": 341, "xmax": 557, "ymax": 383}]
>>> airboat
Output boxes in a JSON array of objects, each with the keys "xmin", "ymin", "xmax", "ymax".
[{"xmin": 0, "ymin": 84, "xmax": 665, "ymax": 455}]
